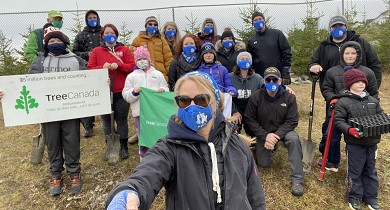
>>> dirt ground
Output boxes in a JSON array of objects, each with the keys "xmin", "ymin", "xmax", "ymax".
[{"xmin": 0, "ymin": 75, "xmax": 389, "ymax": 210}]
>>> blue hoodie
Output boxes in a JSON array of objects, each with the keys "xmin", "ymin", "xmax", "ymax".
[{"xmin": 196, "ymin": 63, "xmax": 237, "ymax": 95}]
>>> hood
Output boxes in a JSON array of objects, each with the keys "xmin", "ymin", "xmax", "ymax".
[
  {"xmin": 340, "ymin": 41, "xmax": 362, "ymax": 68},
  {"xmin": 215, "ymin": 40, "xmax": 246, "ymax": 53},
  {"xmin": 200, "ymin": 18, "xmax": 218, "ymax": 35},
  {"xmin": 84, "ymin": 10, "xmax": 101, "ymax": 30},
  {"xmin": 167, "ymin": 110, "xmax": 225, "ymax": 143},
  {"xmin": 339, "ymin": 89, "xmax": 369, "ymax": 100}
]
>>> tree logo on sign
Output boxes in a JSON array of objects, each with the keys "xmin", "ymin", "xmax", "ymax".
[{"xmin": 15, "ymin": 86, "xmax": 39, "ymax": 114}]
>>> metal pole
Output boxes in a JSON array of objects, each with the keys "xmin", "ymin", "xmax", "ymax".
[
  {"xmin": 172, "ymin": 7, "xmax": 175, "ymax": 22},
  {"xmin": 342, "ymin": 0, "xmax": 345, "ymax": 15}
]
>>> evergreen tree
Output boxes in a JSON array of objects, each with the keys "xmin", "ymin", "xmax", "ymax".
[
  {"xmin": 371, "ymin": 0, "xmax": 390, "ymax": 71},
  {"xmin": 119, "ymin": 22, "xmax": 133, "ymax": 46},
  {"xmin": 184, "ymin": 12, "xmax": 201, "ymax": 34},
  {"xmin": 287, "ymin": 0, "xmax": 328, "ymax": 75},
  {"xmin": 0, "ymin": 31, "xmax": 25, "ymax": 75}
]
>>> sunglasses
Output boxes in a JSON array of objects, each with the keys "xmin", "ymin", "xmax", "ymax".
[
  {"xmin": 175, "ymin": 94, "xmax": 210, "ymax": 108},
  {"xmin": 148, "ymin": 23, "xmax": 158, "ymax": 26},
  {"xmin": 265, "ymin": 77, "xmax": 279, "ymax": 83}
]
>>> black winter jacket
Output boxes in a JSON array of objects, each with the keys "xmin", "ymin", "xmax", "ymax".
[
  {"xmin": 244, "ymin": 85, "xmax": 299, "ymax": 141},
  {"xmin": 334, "ymin": 90, "xmax": 383, "ymax": 146},
  {"xmin": 72, "ymin": 10, "xmax": 102, "ymax": 61},
  {"xmin": 106, "ymin": 111, "xmax": 266, "ymax": 210},
  {"xmin": 322, "ymin": 41, "xmax": 378, "ymax": 102},
  {"xmin": 167, "ymin": 54, "xmax": 202, "ymax": 91},
  {"xmin": 215, "ymin": 40, "xmax": 245, "ymax": 72},
  {"xmin": 308, "ymin": 30, "xmax": 382, "ymax": 90},
  {"xmin": 247, "ymin": 27, "xmax": 292, "ymax": 76}
]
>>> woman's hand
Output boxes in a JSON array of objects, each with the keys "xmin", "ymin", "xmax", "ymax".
[
  {"xmin": 156, "ymin": 88, "xmax": 165, "ymax": 92},
  {"xmin": 230, "ymin": 112, "xmax": 242, "ymax": 124},
  {"xmin": 229, "ymin": 92, "xmax": 235, "ymax": 96},
  {"xmin": 0, "ymin": 89, "xmax": 4, "ymax": 100},
  {"xmin": 111, "ymin": 63, "xmax": 119, "ymax": 70},
  {"xmin": 103, "ymin": 62, "xmax": 111, "ymax": 69},
  {"xmin": 133, "ymin": 87, "xmax": 141, "ymax": 93},
  {"xmin": 126, "ymin": 192, "xmax": 139, "ymax": 210},
  {"xmin": 285, "ymin": 86, "xmax": 295, "ymax": 95}
]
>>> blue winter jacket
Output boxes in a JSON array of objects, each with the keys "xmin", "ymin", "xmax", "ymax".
[{"xmin": 196, "ymin": 62, "xmax": 237, "ymax": 95}]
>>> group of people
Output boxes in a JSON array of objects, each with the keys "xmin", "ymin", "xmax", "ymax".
[{"xmin": 0, "ymin": 9, "xmax": 384, "ymax": 210}]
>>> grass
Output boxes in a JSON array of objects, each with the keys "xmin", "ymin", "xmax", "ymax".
[{"xmin": 1, "ymin": 74, "xmax": 390, "ymax": 210}]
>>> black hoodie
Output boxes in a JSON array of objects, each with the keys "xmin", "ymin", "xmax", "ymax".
[
  {"xmin": 72, "ymin": 10, "xmax": 102, "ymax": 61},
  {"xmin": 105, "ymin": 111, "xmax": 266, "ymax": 210},
  {"xmin": 322, "ymin": 41, "xmax": 379, "ymax": 102},
  {"xmin": 308, "ymin": 30, "xmax": 382, "ymax": 90}
]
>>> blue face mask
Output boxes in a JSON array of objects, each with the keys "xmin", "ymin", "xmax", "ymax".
[
  {"xmin": 265, "ymin": 82, "xmax": 280, "ymax": 93},
  {"xmin": 204, "ymin": 26, "xmax": 214, "ymax": 35},
  {"xmin": 87, "ymin": 19, "xmax": 98, "ymax": 28},
  {"xmin": 182, "ymin": 45, "xmax": 197, "ymax": 56},
  {"xmin": 165, "ymin": 30, "xmax": 176, "ymax": 39},
  {"xmin": 237, "ymin": 60, "xmax": 251, "ymax": 70},
  {"xmin": 330, "ymin": 27, "xmax": 347, "ymax": 39},
  {"xmin": 147, "ymin": 26, "xmax": 158, "ymax": 35},
  {"xmin": 47, "ymin": 43, "xmax": 67, "ymax": 55},
  {"xmin": 177, "ymin": 105, "xmax": 213, "ymax": 131},
  {"xmin": 222, "ymin": 40, "xmax": 234, "ymax": 49},
  {"xmin": 103, "ymin": 34, "xmax": 117, "ymax": 44},
  {"xmin": 254, "ymin": 20, "xmax": 265, "ymax": 30}
]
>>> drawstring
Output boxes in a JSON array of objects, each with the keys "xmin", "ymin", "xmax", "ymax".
[{"xmin": 208, "ymin": 142, "xmax": 222, "ymax": 203}]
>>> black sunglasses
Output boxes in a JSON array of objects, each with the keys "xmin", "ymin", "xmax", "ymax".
[
  {"xmin": 175, "ymin": 94, "xmax": 210, "ymax": 108},
  {"xmin": 265, "ymin": 77, "xmax": 279, "ymax": 83}
]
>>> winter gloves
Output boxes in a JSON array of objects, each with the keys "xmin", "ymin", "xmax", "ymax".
[
  {"xmin": 282, "ymin": 66, "xmax": 291, "ymax": 85},
  {"xmin": 348, "ymin": 128, "xmax": 364, "ymax": 139}
]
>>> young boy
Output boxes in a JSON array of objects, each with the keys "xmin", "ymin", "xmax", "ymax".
[
  {"xmin": 334, "ymin": 69, "xmax": 382, "ymax": 210},
  {"xmin": 29, "ymin": 27, "xmax": 87, "ymax": 196},
  {"xmin": 320, "ymin": 41, "xmax": 379, "ymax": 172}
]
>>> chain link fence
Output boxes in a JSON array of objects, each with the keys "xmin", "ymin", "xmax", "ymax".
[{"xmin": 0, "ymin": 0, "xmax": 387, "ymax": 52}]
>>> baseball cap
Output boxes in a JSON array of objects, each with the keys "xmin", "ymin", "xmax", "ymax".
[
  {"xmin": 329, "ymin": 15, "xmax": 347, "ymax": 28},
  {"xmin": 48, "ymin": 10, "xmax": 63, "ymax": 18},
  {"xmin": 263, "ymin": 67, "xmax": 281, "ymax": 80}
]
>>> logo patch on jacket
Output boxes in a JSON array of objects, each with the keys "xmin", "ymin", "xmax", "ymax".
[
  {"xmin": 280, "ymin": 103, "xmax": 287, "ymax": 107},
  {"xmin": 116, "ymin": 52, "xmax": 123, "ymax": 57}
]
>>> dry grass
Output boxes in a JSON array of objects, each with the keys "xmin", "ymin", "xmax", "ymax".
[{"xmin": 1, "ymin": 74, "xmax": 390, "ymax": 210}]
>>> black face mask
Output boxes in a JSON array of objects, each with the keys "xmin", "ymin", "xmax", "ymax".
[{"xmin": 47, "ymin": 43, "xmax": 67, "ymax": 55}]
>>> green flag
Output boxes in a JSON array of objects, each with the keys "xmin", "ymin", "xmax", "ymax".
[{"xmin": 139, "ymin": 87, "xmax": 176, "ymax": 148}]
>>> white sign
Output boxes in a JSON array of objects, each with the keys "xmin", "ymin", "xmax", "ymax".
[
  {"xmin": 223, "ymin": 93, "xmax": 232, "ymax": 118},
  {"xmin": 0, "ymin": 69, "xmax": 111, "ymax": 127}
]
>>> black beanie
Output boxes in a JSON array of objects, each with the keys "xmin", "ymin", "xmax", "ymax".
[
  {"xmin": 221, "ymin": 30, "xmax": 235, "ymax": 42},
  {"xmin": 200, "ymin": 42, "xmax": 217, "ymax": 62},
  {"xmin": 252, "ymin": 11, "xmax": 265, "ymax": 23}
]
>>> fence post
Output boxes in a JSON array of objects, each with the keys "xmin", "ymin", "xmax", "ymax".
[{"xmin": 172, "ymin": 7, "xmax": 175, "ymax": 22}]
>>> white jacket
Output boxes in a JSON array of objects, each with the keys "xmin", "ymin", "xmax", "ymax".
[{"xmin": 122, "ymin": 67, "xmax": 169, "ymax": 117}]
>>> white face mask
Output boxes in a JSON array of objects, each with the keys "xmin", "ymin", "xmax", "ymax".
[{"xmin": 136, "ymin": 59, "xmax": 149, "ymax": 70}]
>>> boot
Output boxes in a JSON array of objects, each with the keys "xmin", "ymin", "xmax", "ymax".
[{"xmin": 120, "ymin": 138, "xmax": 129, "ymax": 159}]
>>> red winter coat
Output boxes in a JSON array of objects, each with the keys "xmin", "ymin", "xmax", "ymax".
[{"xmin": 88, "ymin": 43, "xmax": 135, "ymax": 93}]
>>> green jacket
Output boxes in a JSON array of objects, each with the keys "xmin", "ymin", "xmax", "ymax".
[{"xmin": 25, "ymin": 28, "xmax": 44, "ymax": 62}]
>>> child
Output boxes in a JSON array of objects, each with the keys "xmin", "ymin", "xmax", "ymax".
[
  {"xmin": 29, "ymin": 27, "xmax": 87, "ymax": 196},
  {"xmin": 334, "ymin": 69, "xmax": 382, "ymax": 210},
  {"xmin": 196, "ymin": 42, "xmax": 237, "ymax": 96},
  {"xmin": 320, "ymin": 41, "xmax": 379, "ymax": 172},
  {"xmin": 122, "ymin": 46, "xmax": 169, "ymax": 158}
]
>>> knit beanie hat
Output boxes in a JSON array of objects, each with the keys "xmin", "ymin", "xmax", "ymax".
[
  {"xmin": 44, "ymin": 26, "xmax": 69, "ymax": 46},
  {"xmin": 236, "ymin": 52, "xmax": 252, "ymax": 65},
  {"xmin": 145, "ymin": 16, "xmax": 158, "ymax": 27},
  {"xmin": 134, "ymin": 46, "xmax": 152, "ymax": 63},
  {"xmin": 200, "ymin": 42, "xmax": 217, "ymax": 61},
  {"xmin": 221, "ymin": 30, "xmax": 235, "ymax": 42},
  {"xmin": 343, "ymin": 69, "xmax": 368, "ymax": 89},
  {"xmin": 252, "ymin": 11, "xmax": 265, "ymax": 23}
]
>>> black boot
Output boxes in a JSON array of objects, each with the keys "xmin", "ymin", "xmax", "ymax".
[{"xmin": 120, "ymin": 138, "xmax": 129, "ymax": 159}]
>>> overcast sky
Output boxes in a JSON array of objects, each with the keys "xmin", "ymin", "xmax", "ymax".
[{"xmin": 0, "ymin": 0, "xmax": 386, "ymax": 51}]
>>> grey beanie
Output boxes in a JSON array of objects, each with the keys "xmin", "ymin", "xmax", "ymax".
[{"xmin": 236, "ymin": 52, "xmax": 252, "ymax": 65}]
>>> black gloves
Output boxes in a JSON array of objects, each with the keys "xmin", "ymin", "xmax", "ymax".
[{"xmin": 282, "ymin": 66, "xmax": 291, "ymax": 85}]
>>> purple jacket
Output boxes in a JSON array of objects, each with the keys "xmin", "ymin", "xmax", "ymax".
[{"xmin": 196, "ymin": 62, "xmax": 237, "ymax": 95}]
